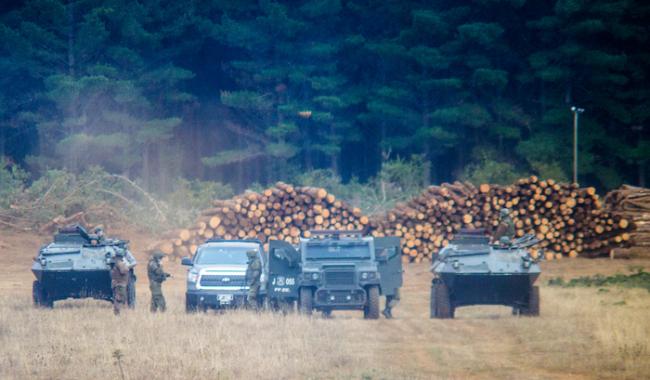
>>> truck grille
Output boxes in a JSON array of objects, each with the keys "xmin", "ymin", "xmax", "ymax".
[
  {"xmin": 324, "ymin": 271, "xmax": 355, "ymax": 286},
  {"xmin": 199, "ymin": 275, "xmax": 246, "ymax": 287}
]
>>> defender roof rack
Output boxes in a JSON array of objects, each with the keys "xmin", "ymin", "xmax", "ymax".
[{"xmin": 307, "ymin": 230, "xmax": 364, "ymax": 239}]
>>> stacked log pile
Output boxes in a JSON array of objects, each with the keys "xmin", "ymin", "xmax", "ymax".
[
  {"xmin": 154, "ymin": 182, "xmax": 368, "ymax": 258},
  {"xmin": 604, "ymin": 185, "xmax": 650, "ymax": 258},
  {"xmin": 370, "ymin": 177, "xmax": 632, "ymax": 262},
  {"xmin": 154, "ymin": 177, "xmax": 634, "ymax": 262}
]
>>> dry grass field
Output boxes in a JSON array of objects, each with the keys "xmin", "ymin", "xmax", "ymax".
[{"xmin": 0, "ymin": 229, "xmax": 649, "ymax": 379}]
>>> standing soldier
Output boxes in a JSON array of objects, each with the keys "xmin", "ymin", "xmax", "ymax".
[
  {"xmin": 147, "ymin": 252, "xmax": 170, "ymax": 313},
  {"xmin": 494, "ymin": 208, "xmax": 515, "ymax": 242},
  {"xmin": 110, "ymin": 250, "xmax": 130, "ymax": 315},
  {"xmin": 376, "ymin": 247, "xmax": 401, "ymax": 319},
  {"xmin": 94, "ymin": 226, "xmax": 105, "ymax": 243},
  {"xmin": 245, "ymin": 250, "xmax": 261, "ymax": 309},
  {"xmin": 382, "ymin": 289, "xmax": 400, "ymax": 319}
]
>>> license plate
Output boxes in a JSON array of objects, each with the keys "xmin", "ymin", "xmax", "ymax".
[{"xmin": 218, "ymin": 294, "xmax": 233, "ymax": 304}]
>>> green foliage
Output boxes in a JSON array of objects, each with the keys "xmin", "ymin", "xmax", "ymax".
[
  {"xmin": 0, "ymin": 159, "xmax": 28, "ymax": 208},
  {"xmin": 548, "ymin": 268, "xmax": 650, "ymax": 292},
  {"xmin": 460, "ymin": 147, "xmax": 526, "ymax": 185},
  {"xmin": 0, "ymin": 0, "xmax": 649, "ymax": 192},
  {"xmin": 1, "ymin": 165, "xmax": 233, "ymax": 230}
]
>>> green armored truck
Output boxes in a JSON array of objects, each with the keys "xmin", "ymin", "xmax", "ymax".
[{"xmin": 267, "ymin": 231, "xmax": 401, "ymax": 319}]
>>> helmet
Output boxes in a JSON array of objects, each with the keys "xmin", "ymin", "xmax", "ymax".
[
  {"xmin": 500, "ymin": 208, "xmax": 511, "ymax": 217},
  {"xmin": 246, "ymin": 250, "xmax": 257, "ymax": 258},
  {"xmin": 499, "ymin": 236, "xmax": 511, "ymax": 245},
  {"xmin": 114, "ymin": 250, "xmax": 125, "ymax": 257},
  {"xmin": 153, "ymin": 252, "xmax": 165, "ymax": 260}
]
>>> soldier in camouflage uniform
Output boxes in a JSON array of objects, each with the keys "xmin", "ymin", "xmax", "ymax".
[
  {"xmin": 245, "ymin": 250, "xmax": 261, "ymax": 309},
  {"xmin": 382, "ymin": 288, "xmax": 400, "ymax": 319},
  {"xmin": 494, "ymin": 208, "xmax": 515, "ymax": 242},
  {"xmin": 147, "ymin": 252, "xmax": 170, "ymax": 312},
  {"xmin": 377, "ymin": 247, "xmax": 400, "ymax": 319},
  {"xmin": 110, "ymin": 250, "xmax": 130, "ymax": 315}
]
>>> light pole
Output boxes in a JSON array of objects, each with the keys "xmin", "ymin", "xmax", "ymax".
[{"xmin": 571, "ymin": 106, "xmax": 584, "ymax": 184}]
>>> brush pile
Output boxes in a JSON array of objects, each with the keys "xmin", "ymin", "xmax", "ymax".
[
  {"xmin": 604, "ymin": 185, "xmax": 650, "ymax": 258},
  {"xmin": 153, "ymin": 182, "xmax": 368, "ymax": 258},
  {"xmin": 370, "ymin": 177, "xmax": 632, "ymax": 262}
]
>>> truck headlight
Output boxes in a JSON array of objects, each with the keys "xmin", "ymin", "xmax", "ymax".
[
  {"xmin": 452, "ymin": 261, "xmax": 460, "ymax": 269},
  {"xmin": 361, "ymin": 272, "xmax": 376, "ymax": 280},
  {"xmin": 39, "ymin": 258, "xmax": 47, "ymax": 266},
  {"xmin": 311, "ymin": 272, "xmax": 319, "ymax": 280},
  {"xmin": 522, "ymin": 260, "xmax": 531, "ymax": 269},
  {"xmin": 303, "ymin": 272, "xmax": 319, "ymax": 281},
  {"xmin": 188, "ymin": 270, "xmax": 199, "ymax": 283}
]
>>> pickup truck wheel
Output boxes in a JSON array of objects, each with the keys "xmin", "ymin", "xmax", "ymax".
[
  {"xmin": 185, "ymin": 295, "xmax": 197, "ymax": 313},
  {"xmin": 364, "ymin": 286, "xmax": 380, "ymax": 319},
  {"xmin": 299, "ymin": 287, "xmax": 313, "ymax": 316}
]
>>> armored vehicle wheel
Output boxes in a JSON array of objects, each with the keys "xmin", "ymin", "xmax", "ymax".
[
  {"xmin": 299, "ymin": 287, "xmax": 313, "ymax": 316},
  {"xmin": 126, "ymin": 275, "xmax": 136, "ymax": 309},
  {"xmin": 32, "ymin": 281, "xmax": 53, "ymax": 308},
  {"xmin": 523, "ymin": 286, "xmax": 540, "ymax": 316},
  {"xmin": 433, "ymin": 281, "xmax": 453, "ymax": 319},
  {"xmin": 364, "ymin": 285, "xmax": 380, "ymax": 319},
  {"xmin": 429, "ymin": 283, "xmax": 436, "ymax": 318}
]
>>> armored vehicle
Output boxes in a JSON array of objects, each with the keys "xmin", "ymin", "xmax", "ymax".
[
  {"xmin": 268, "ymin": 231, "xmax": 401, "ymax": 319},
  {"xmin": 182, "ymin": 239, "xmax": 266, "ymax": 312},
  {"xmin": 32, "ymin": 225, "xmax": 137, "ymax": 308},
  {"xmin": 430, "ymin": 230, "xmax": 541, "ymax": 318}
]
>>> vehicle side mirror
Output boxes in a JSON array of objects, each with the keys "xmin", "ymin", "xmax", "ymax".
[{"xmin": 181, "ymin": 257, "xmax": 193, "ymax": 266}]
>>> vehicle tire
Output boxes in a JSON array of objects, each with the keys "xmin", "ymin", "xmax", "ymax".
[
  {"xmin": 32, "ymin": 281, "xmax": 42, "ymax": 307},
  {"xmin": 185, "ymin": 295, "xmax": 198, "ymax": 313},
  {"xmin": 434, "ymin": 281, "xmax": 453, "ymax": 319},
  {"xmin": 299, "ymin": 287, "xmax": 313, "ymax": 316},
  {"xmin": 33, "ymin": 281, "xmax": 53, "ymax": 308},
  {"xmin": 430, "ymin": 282, "xmax": 437, "ymax": 318},
  {"xmin": 364, "ymin": 285, "xmax": 380, "ymax": 320},
  {"xmin": 525, "ymin": 286, "xmax": 540, "ymax": 316},
  {"xmin": 126, "ymin": 274, "xmax": 136, "ymax": 309}
]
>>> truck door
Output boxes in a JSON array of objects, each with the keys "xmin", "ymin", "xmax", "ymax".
[
  {"xmin": 268, "ymin": 240, "xmax": 302, "ymax": 300},
  {"xmin": 375, "ymin": 237, "xmax": 402, "ymax": 296}
]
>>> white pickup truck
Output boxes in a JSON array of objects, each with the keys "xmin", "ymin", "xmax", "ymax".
[{"xmin": 182, "ymin": 239, "xmax": 266, "ymax": 311}]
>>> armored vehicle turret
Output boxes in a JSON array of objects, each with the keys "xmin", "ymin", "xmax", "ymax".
[
  {"xmin": 32, "ymin": 225, "xmax": 137, "ymax": 308},
  {"xmin": 430, "ymin": 229, "xmax": 541, "ymax": 318},
  {"xmin": 268, "ymin": 231, "xmax": 402, "ymax": 319}
]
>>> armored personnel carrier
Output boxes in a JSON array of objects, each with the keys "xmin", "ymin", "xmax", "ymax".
[
  {"xmin": 430, "ymin": 229, "xmax": 541, "ymax": 318},
  {"xmin": 268, "ymin": 231, "xmax": 401, "ymax": 319},
  {"xmin": 32, "ymin": 225, "xmax": 137, "ymax": 308}
]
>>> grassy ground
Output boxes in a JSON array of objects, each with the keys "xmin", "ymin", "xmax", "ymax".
[{"xmin": 0, "ymin": 230, "xmax": 649, "ymax": 379}]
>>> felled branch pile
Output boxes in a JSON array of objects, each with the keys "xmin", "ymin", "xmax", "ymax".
[
  {"xmin": 154, "ymin": 182, "xmax": 368, "ymax": 258},
  {"xmin": 370, "ymin": 177, "xmax": 632, "ymax": 262},
  {"xmin": 604, "ymin": 185, "xmax": 650, "ymax": 258}
]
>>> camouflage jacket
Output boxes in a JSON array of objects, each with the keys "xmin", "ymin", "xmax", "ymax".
[
  {"xmin": 111, "ymin": 260, "xmax": 130, "ymax": 288},
  {"xmin": 246, "ymin": 257, "xmax": 261, "ymax": 284},
  {"xmin": 494, "ymin": 217, "xmax": 515, "ymax": 240},
  {"xmin": 147, "ymin": 259, "xmax": 169, "ymax": 284}
]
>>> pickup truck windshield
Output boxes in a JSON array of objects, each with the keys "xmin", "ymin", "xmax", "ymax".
[
  {"xmin": 305, "ymin": 242, "xmax": 371, "ymax": 260},
  {"xmin": 195, "ymin": 247, "xmax": 254, "ymax": 265}
]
